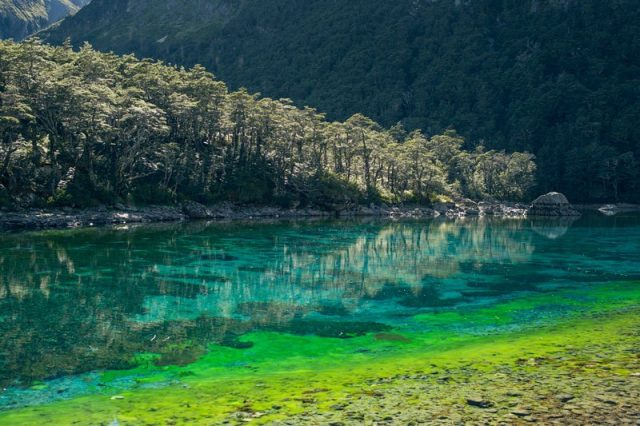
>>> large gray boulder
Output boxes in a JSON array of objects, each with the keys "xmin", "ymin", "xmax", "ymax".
[
  {"xmin": 527, "ymin": 192, "xmax": 581, "ymax": 217},
  {"xmin": 181, "ymin": 201, "xmax": 212, "ymax": 219}
]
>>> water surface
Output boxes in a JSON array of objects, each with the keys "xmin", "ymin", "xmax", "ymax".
[{"xmin": 0, "ymin": 214, "xmax": 639, "ymax": 415}]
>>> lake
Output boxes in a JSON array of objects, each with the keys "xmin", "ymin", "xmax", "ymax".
[{"xmin": 0, "ymin": 214, "xmax": 639, "ymax": 424}]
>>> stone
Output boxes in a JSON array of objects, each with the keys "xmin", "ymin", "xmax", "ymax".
[
  {"xmin": 181, "ymin": 201, "xmax": 212, "ymax": 219},
  {"xmin": 511, "ymin": 408, "xmax": 532, "ymax": 417},
  {"xmin": 557, "ymin": 394, "xmax": 575, "ymax": 403},
  {"xmin": 467, "ymin": 396, "xmax": 493, "ymax": 408},
  {"xmin": 454, "ymin": 197, "xmax": 478, "ymax": 209},
  {"xmin": 477, "ymin": 201, "xmax": 527, "ymax": 217},
  {"xmin": 534, "ymin": 192, "xmax": 569, "ymax": 205},
  {"xmin": 527, "ymin": 192, "xmax": 581, "ymax": 217},
  {"xmin": 433, "ymin": 202, "xmax": 456, "ymax": 214}
]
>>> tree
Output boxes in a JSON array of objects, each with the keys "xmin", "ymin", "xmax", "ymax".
[{"xmin": 0, "ymin": 39, "xmax": 537, "ymax": 208}]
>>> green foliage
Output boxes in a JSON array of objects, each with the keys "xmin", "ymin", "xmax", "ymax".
[
  {"xmin": 40, "ymin": 0, "xmax": 640, "ymax": 202},
  {"xmin": 0, "ymin": 40, "xmax": 536, "ymax": 209},
  {"xmin": 455, "ymin": 147, "xmax": 538, "ymax": 201},
  {"xmin": 222, "ymin": 164, "xmax": 275, "ymax": 205},
  {"xmin": 304, "ymin": 172, "xmax": 363, "ymax": 208}
]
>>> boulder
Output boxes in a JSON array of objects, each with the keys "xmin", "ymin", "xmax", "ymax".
[
  {"xmin": 452, "ymin": 198, "xmax": 480, "ymax": 216},
  {"xmin": 478, "ymin": 201, "xmax": 496, "ymax": 216},
  {"xmin": 527, "ymin": 192, "xmax": 581, "ymax": 217},
  {"xmin": 466, "ymin": 396, "xmax": 493, "ymax": 408},
  {"xmin": 463, "ymin": 207, "xmax": 480, "ymax": 216},
  {"xmin": 181, "ymin": 201, "xmax": 212, "ymax": 219},
  {"xmin": 453, "ymin": 197, "xmax": 478, "ymax": 208},
  {"xmin": 433, "ymin": 202, "xmax": 456, "ymax": 214}
]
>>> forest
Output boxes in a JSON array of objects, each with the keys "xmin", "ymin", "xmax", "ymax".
[
  {"xmin": 39, "ymin": 0, "xmax": 640, "ymax": 203},
  {"xmin": 0, "ymin": 40, "xmax": 536, "ymax": 209}
]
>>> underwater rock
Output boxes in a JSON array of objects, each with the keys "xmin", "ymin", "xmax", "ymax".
[
  {"xmin": 512, "ymin": 408, "xmax": 532, "ymax": 417},
  {"xmin": 315, "ymin": 304, "xmax": 351, "ymax": 317},
  {"xmin": 154, "ymin": 345, "xmax": 205, "ymax": 367},
  {"xmin": 374, "ymin": 333, "xmax": 411, "ymax": 343},
  {"xmin": 557, "ymin": 394, "xmax": 575, "ymax": 403},
  {"xmin": 278, "ymin": 320, "xmax": 391, "ymax": 338},
  {"xmin": 466, "ymin": 396, "xmax": 493, "ymax": 408}
]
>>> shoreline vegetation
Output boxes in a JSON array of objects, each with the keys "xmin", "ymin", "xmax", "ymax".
[{"xmin": 0, "ymin": 40, "xmax": 537, "ymax": 214}]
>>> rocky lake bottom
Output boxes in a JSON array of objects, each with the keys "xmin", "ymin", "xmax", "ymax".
[{"xmin": 0, "ymin": 214, "xmax": 638, "ymax": 425}]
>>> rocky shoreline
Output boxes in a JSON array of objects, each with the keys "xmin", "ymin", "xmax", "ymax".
[
  {"xmin": 0, "ymin": 193, "xmax": 637, "ymax": 232},
  {"xmin": 0, "ymin": 201, "xmax": 522, "ymax": 231},
  {"xmin": 271, "ymin": 339, "xmax": 640, "ymax": 425}
]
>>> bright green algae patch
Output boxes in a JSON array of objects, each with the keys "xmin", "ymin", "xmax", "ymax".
[{"xmin": 1, "ymin": 282, "xmax": 638, "ymax": 425}]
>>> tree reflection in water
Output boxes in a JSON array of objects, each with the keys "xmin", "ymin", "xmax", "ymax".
[{"xmin": 1, "ymin": 215, "xmax": 638, "ymax": 388}]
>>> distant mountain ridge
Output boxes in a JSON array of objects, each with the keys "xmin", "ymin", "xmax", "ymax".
[
  {"xmin": 0, "ymin": 0, "xmax": 89, "ymax": 40},
  {"xmin": 36, "ymin": 0, "xmax": 640, "ymax": 201}
]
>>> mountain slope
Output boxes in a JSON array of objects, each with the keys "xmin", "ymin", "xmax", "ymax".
[
  {"xmin": 0, "ymin": 0, "xmax": 89, "ymax": 40},
  {"xmin": 40, "ymin": 0, "xmax": 640, "ymax": 201}
]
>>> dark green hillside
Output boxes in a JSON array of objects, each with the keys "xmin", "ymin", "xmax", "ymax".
[{"xmin": 41, "ymin": 0, "xmax": 640, "ymax": 202}]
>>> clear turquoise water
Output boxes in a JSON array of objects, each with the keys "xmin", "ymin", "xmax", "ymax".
[{"xmin": 0, "ymin": 214, "xmax": 639, "ymax": 411}]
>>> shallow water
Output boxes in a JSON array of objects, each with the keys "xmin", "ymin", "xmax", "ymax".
[{"xmin": 0, "ymin": 214, "xmax": 639, "ymax": 418}]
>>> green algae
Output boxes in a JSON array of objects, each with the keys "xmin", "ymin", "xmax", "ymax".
[
  {"xmin": 3, "ymin": 312, "xmax": 639, "ymax": 424},
  {"xmin": 1, "ymin": 282, "xmax": 638, "ymax": 425},
  {"xmin": 415, "ymin": 281, "xmax": 640, "ymax": 328}
]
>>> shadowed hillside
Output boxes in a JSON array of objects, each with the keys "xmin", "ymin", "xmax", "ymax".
[{"xmin": 40, "ymin": 0, "xmax": 640, "ymax": 202}]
